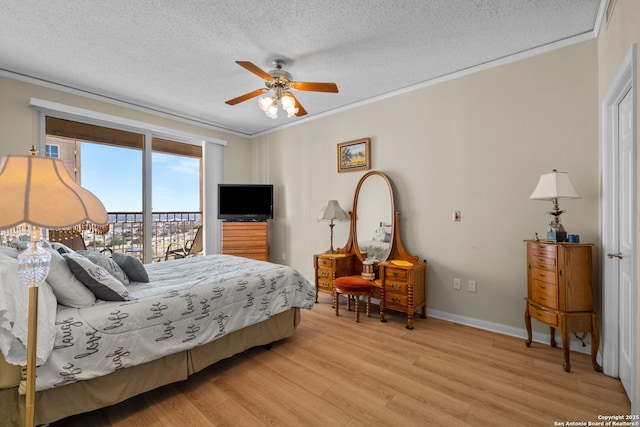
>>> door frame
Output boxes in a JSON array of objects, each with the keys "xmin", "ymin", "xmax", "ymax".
[{"xmin": 602, "ymin": 44, "xmax": 637, "ymax": 411}]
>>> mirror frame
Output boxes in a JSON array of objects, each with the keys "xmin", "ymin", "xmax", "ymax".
[
  {"xmin": 352, "ymin": 171, "xmax": 395, "ymax": 263},
  {"xmin": 339, "ymin": 170, "xmax": 419, "ymax": 269}
]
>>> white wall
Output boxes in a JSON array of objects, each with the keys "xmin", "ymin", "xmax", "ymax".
[{"xmin": 254, "ymin": 40, "xmax": 600, "ymax": 339}]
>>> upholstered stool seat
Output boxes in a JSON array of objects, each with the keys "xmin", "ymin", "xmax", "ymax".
[{"xmin": 333, "ymin": 275, "xmax": 372, "ymax": 322}]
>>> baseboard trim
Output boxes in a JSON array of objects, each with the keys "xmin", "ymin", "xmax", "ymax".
[{"xmin": 427, "ymin": 308, "xmax": 591, "ymax": 355}]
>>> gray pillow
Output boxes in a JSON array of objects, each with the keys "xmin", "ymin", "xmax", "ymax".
[
  {"xmin": 112, "ymin": 252, "xmax": 149, "ymax": 282},
  {"xmin": 45, "ymin": 249, "xmax": 96, "ymax": 307},
  {"xmin": 77, "ymin": 250, "xmax": 129, "ymax": 285},
  {"xmin": 64, "ymin": 252, "xmax": 130, "ymax": 301}
]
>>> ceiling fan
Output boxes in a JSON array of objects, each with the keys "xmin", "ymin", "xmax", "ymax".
[{"xmin": 225, "ymin": 60, "xmax": 339, "ymax": 118}]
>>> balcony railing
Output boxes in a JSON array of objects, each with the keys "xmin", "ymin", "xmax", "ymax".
[{"xmin": 84, "ymin": 211, "xmax": 202, "ymax": 262}]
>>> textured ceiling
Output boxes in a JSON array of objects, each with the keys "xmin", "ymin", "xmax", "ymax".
[{"xmin": 0, "ymin": 1, "xmax": 603, "ymax": 137}]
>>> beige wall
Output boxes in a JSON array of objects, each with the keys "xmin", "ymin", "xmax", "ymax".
[
  {"xmin": 254, "ymin": 40, "xmax": 600, "ymax": 336},
  {"xmin": 0, "ymin": 76, "xmax": 253, "ymax": 183},
  {"xmin": 596, "ymin": 0, "xmax": 640, "ymax": 412}
]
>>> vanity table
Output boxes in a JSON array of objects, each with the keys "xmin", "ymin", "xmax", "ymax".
[{"xmin": 313, "ymin": 170, "xmax": 427, "ymax": 328}]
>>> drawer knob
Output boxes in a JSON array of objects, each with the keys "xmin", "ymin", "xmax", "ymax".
[{"xmin": 391, "ymin": 284, "xmax": 401, "ymax": 290}]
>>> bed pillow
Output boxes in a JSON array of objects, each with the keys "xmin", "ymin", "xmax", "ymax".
[
  {"xmin": 112, "ymin": 252, "xmax": 149, "ymax": 282},
  {"xmin": 64, "ymin": 252, "xmax": 130, "ymax": 301},
  {"xmin": 0, "ymin": 254, "xmax": 57, "ymax": 366},
  {"xmin": 50, "ymin": 242, "xmax": 75, "ymax": 255},
  {"xmin": 372, "ymin": 227, "xmax": 391, "ymax": 243},
  {"xmin": 77, "ymin": 250, "xmax": 130, "ymax": 285},
  {"xmin": 45, "ymin": 248, "xmax": 97, "ymax": 307},
  {"xmin": 0, "ymin": 246, "xmax": 19, "ymax": 258}
]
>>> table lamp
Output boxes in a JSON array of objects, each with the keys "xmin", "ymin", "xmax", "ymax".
[
  {"xmin": 0, "ymin": 154, "xmax": 108, "ymax": 427},
  {"xmin": 318, "ymin": 200, "xmax": 349, "ymax": 254},
  {"xmin": 529, "ymin": 169, "xmax": 581, "ymax": 242}
]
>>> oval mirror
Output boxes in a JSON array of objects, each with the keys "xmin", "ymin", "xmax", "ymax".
[{"xmin": 353, "ymin": 171, "xmax": 395, "ymax": 262}]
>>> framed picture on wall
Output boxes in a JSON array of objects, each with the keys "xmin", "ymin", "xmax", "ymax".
[{"xmin": 337, "ymin": 138, "xmax": 371, "ymax": 173}]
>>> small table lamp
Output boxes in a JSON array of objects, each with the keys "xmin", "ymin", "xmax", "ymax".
[
  {"xmin": 0, "ymin": 155, "xmax": 108, "ymax": 427},
  {"xmin": 529, "ymin": 169, "xmax": 581, "ymax": 242},
  {"xmin": 318, "ymin": 200, "xmax": 349, "ymax": 254}
]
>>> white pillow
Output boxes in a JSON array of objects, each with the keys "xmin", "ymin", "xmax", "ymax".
[
  {"xmin": 0, "ymin": 255, "xmax": 57, "ymax": 366},
  {"xmin": 0, "ymin": 246, "xmax": 19, "ymax": 258},
  {"xmin": 77, "ymin": 250, "xmax": 129, "ymax": 285},
  {"xmin": 45, "ymin": 249, "xmax": 96, "ymax": 308},
  {"xmin": 64, "ymin": 252, "xmax": 130, "ymax": 301}
]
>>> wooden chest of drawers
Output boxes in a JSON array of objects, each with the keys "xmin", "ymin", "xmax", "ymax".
[
  {"xmin": 313, "ymin": 253, "xmax": 355, "ymax": 302},
  {"xmin": 524, "ymin": 240, "xmax": 601, "ymax": 372},
  {"xmin": 221, "ymin": 222, "xmax": 268, "ymax": 261},
  {"xmin": 378, "ymin": 260, "xmax": 427, "ymax": 329}
]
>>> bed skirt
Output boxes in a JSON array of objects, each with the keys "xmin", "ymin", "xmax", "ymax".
[{"xmin": 0, "ymin": 307, "xmax": 301, "ymax": 427}]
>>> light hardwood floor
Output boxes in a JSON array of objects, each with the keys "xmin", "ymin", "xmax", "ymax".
[{"xmin": 52, "ymin": 294, "xmax": 630, "ymax": 426}]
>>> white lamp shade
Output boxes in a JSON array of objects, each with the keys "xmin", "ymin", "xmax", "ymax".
[
  {"xmin": 529, "ymin": 170, "xmax": 581, "ymax": 200},
  {"xmin": 319, "ymin": 200, "xmax": 349, "ymax": 222},
  {"xmin": 0, "ymin": 155, "xmax": 108, "ymax": 229}
]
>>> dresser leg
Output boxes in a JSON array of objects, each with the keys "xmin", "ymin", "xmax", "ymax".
[
  {"xmin": 380, "ymin": 286, "xmax": 387, "ymax": 322},
  {"xmin": 561, "ymin": 318, "xmax": 571, "ymax": 372},
  {"xmin": 591, "ymin": 313, "xmax": 602, "ymax": 372},
  {"xmin": 524, "ymin": 303, "xmax": 532, "ymax": 347},
  {"xmin": 550, "ymin": 326, "xmax": 557, "ymax": 348}
]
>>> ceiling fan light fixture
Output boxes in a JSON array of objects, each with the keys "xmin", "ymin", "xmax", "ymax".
[
  {"xmin": 281, "ymin": 93, "xmax": 299, "ymax": 118},
  {"xmin": 258, "ymin": 95, "xmax": 274, "ymax": 112}
]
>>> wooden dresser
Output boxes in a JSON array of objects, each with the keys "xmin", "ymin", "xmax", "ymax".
[
  {"xmin": 378, "ymin": 260, "xmax": 427, "ymax": 329},
  {"xmin": 313, "ymin": 253, "xmax": 355, "ymax": 302},
  {"xmin": 523, "ymin": 240, "xmax": 601, "ymax": 372},
  {"xmin": 221, "ymin": 222, "xmax": 268, "ymax": 261}
]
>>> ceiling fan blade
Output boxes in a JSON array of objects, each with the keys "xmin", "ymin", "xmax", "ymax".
[
  {"xmin": 235, "ymin": 61, "xmax": 273, "ymax": 81},
  {"xmin": 225, "ymin": 88, "xmax": 268, "ymax": 105},
  {"xmin": 290, "ymin": 81, "xmax": 338, "ymax": 93},
  {"xmin": 288, "ymin": 93, "xmax": 308, "ymax": 117}
]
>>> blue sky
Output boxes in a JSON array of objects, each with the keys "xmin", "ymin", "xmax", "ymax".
[{"xmin": 81, "ymin": 143, "xmax": 200, "ymax": 212}]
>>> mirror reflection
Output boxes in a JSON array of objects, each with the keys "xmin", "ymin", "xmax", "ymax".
[{"xmin": 356, "ymin": 173, "xmax": 393, "ymax": 262}]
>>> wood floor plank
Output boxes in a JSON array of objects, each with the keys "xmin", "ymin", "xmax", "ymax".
[{"xmin": 50, "ymin": 301, "xmax": 630, "ymax": 426}]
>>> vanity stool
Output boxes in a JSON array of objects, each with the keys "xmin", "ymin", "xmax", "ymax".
[{"xmin": 333, "ymin": 276, "xmax": 372, "ymax": 322}]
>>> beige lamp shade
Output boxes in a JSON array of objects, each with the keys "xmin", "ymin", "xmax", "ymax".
[
  {"xmin": 529, "ymin": 170, "xmax": 581, "ymax": 200},
  {"xmin": 0, "ymin": 155, "xmax": 108, "ymax": 230},
  {"xmin": 319, "ymin": 200, "xmax": 349, "ymax": 222}
]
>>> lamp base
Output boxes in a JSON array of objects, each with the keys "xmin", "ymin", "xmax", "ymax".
[{"xmin": 546, "ymin": 231, "xmax": 568, "ymax": 242}]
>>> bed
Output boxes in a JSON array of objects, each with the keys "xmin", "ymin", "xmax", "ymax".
[{"xmin": 0, "ymin": 247, "xmax": 315, "ymax": 426}]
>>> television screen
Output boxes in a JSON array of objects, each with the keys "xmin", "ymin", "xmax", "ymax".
[{"xmin": 218, "ymin": 184, "xmax": 273, "ymax": 221}]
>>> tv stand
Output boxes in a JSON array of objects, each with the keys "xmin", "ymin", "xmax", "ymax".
[{"xmin": 221, "ymin": 222, "xmax": 268, "ymax": 261}]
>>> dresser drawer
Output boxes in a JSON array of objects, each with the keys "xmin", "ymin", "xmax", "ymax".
[
  {"xmin": 531, "ymin": 268, "xmax": 558, "ymax": 285},
  {"xmin": 317, "ymin": 268, "xmax": 333, "ymax": 280},
  {"xmin": 317, "ymin": 277, "xmax": 332, "ymax": 292},
  {"xmin": 531, "ymin": 243, "xmax": 557, "ymax": 258},
  {"xmin": 529, "ymin": 304, "xmax": 558, "ymax": 327},
  {"xmin": 317, "ymin": 258, "xmax": 336, "ymax": 269},
  {"xmin": 384, "ymin": 268, "xmax": 408, "ymax": 282},
  {"xmin": 386, "ymin": 281, "xmax": 408, "ymax": 294},
  {"xmin": 531, "ymin": 256, "xmax": 557, "ymax": 271},
  {"xmin": 385, "ymin": 293, "xmax": 407, "ymax": 309},
  {"xmin": 532, "ymin": 279, "xmax": 558, "ymax": 308}
]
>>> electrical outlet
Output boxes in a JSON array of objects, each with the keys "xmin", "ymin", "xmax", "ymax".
[
  {"xmin": 468, "ymin": 280, "xmax": 477, "ymax": 292},
  {"xmin": 453, "ymin": 278, "xmax": 461, "ymax": 290}
]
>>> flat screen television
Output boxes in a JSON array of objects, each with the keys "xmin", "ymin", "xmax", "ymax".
[{"xmin": 218, "ymin": 184, "xmax": 273, "ymax": 221}]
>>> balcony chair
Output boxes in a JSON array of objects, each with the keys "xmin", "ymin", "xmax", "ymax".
[{"xmin": 165, "ymin": 226, "xmax": 203, "ymax": 260}]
